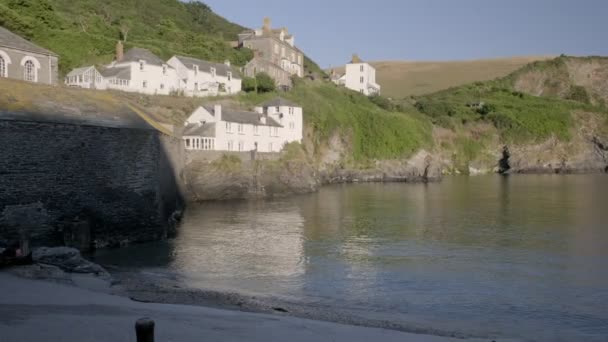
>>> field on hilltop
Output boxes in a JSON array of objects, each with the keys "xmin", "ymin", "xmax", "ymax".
[{"xmin": 331, "ymin": 56, "xmax": 553, "ymax": 98}]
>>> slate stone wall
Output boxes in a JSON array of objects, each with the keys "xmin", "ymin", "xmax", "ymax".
[{"xmin": 0, "ymin": 119, "xmax": 184, "ymax": 249}]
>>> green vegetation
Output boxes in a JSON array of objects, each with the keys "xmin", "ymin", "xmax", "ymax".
[
  {"xmin": 0, "ymin": 0, "xmax": 252, "ymax": 74},
  {"xmin": 416, "ymin": 77, "xmax": 600, "ymax": 144},
  {"xmin": 242, "ymin": 73, "xmax": 276, "ymax": 93},
  {"xmin": 238, "ymin": 82, "xmax": 433, "ymax": 161}
]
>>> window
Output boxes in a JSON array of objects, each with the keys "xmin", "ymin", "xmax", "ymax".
[
  {"xmin": 253, "ymin": 125, "xmax": 259, "ymax": 135},
  {"xmin": 185, "ymin": 139, "xmax": 190, "ymax": 148},
  {"xmin": 273, "ymin": 127, "xmax": 279, "ymax": 137},
  {"xmin": 288, "ymin": 107, "xmax": 294, "ymax": 115},
  {"xmin": 226, "ymin": 122, "xmax": 233, "ymax": 133},
  {"xmin": 194, "ymin": 82, "xmax": 198, "ymax": 91},
  {"xmin": 238, "ymin": 124, "xmax": 244, "ymax": 134},
  {"xmin": 142, "ymin": 81, "xmax": 148, "ymax": 88},
  {"xmin": 360, "ymin": 76, "xmax": 364, "ymax": 83},
  {"xmin": 0, "ymin": 55, "xmax": 5, "ymax": 78},
  {"xmin": 360, "ymin": 65, "xmax": 364, "ymax": 72},
  {"xmin": 160, "ymin": 83, "xmax": 165, "ymax": 90},
  {"xmin": 210, "ymin": 67, "xmax": 216, "ymax": 78},
  {"xmin": 162, "ymin": 65, "xmax": 167, "ymax": 75},
  {"xmin": 227, "ymin": 72, "xmax": 232, "ymax": 81},
  {"xmin": 289, "ymin": 122, "xmax": 295, "ymax": 130},
  {"xmin": 23, "ymin": 60, "xmax": 36, "ymax": 82},
  {"xmin": 238, "ymin": 141, "xmax": 244, "ymax": 152},
  {"xmin": 275, "ymin": 106, "xmax": 280, "ymax": 113},
  {"xmin": 140, "ymin": 61, "xmax": 145, "ymax": 71},
  {"xmin": 227, "ymin": 141, "xmax": 234, "ymax": 151}
]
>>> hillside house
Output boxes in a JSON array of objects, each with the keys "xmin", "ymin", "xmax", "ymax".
[
  {"xmin": 333, "ymin": 54, "xmax": 380, "ymax": 96},
  {"xmin": 66, "ymin": 42, "xmax": 241, "ymax": 97},
  {"xmin": 0, "ymin": 26, "xmax": 59, "ymax": 85},
  {"xmin": 183, "ymin": 98, "xmax": 303, "ymax": 153},
  {"xmin": 167, "ymin": 55, "xmax": 241, "ymax": 97},
  {"xmin": 239, "ymin": 18, "xmax": 304, "ymax": 88}
]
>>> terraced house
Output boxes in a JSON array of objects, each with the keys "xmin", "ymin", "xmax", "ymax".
[
  {"xmin": 0, "ymin": 26, "xmax": 59, "ymax": 85},
  {"xmin": 66, "ymin": 41, "xmax": 242, "ymax": 97},
  {"xmin": 238, "ymin": 18, "xmax": 304, "ymax": 88}
]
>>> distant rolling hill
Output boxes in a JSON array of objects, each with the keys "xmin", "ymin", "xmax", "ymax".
[{"xmin": 330, "ymin": 56, "xmax": 553, "ymax": 98}]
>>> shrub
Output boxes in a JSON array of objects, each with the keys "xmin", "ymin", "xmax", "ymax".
[
  {"xmin": 368, "ymin": 94, "xmax": 394, "ymax": 111},
  {"xmin": 255, "ymin": 72, "xmax": 276, "ymax": 93},
  {"xmin": 242, "ymin": 77, "xmax": 257, "ymax": 93},
  {"xmin": 565, "ymin": 85, "xmax": 590, "ymax": 104}
]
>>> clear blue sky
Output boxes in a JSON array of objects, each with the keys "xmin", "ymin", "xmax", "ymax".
[{"xmin": 201, "ymin": 0, "xmax": 608, "ymax": 68}]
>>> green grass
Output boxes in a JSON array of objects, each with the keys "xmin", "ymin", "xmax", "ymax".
[
  {"xmin": 237, "ymin": 82, "xmax": 433, "ymax": 162},
  {"xmin": 415, "ymin": 77, "xmax": 601, "ymax": 144},
  {"xmin": 0, "ymin": 0, "xmax": 252, "ymax": 74}
]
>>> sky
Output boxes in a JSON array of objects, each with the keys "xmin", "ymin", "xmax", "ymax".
[{"xmin": 201, "ymin": 0, "xmax": 608, "ymax": 68}]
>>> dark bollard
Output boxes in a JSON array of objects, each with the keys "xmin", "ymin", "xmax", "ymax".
[{"xmin": 135, "ymin": 317, "xmax": 155, "ymax": 342}]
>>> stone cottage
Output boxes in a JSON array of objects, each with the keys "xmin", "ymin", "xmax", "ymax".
[
  {"xmin": 0, "ymin": 26, "xmax": 59, "ymax": 85},
  {"xmin": 239, "ymin": 18, "xmax": 304, "ymax": 88}
]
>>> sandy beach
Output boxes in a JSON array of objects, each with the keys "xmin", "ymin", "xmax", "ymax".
[{"xmin": 0, "ymin": 271, "xmax": 515, "ymax": 342}]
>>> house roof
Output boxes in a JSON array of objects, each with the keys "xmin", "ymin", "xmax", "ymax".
[
  {"xmin": 205, "ymin": 106, "xmax": 282, "ymax": 127},
  {"xmin": 0, "ymin": 26, "xmax": 57, "ymax": 56},
  {"xmin": 122, "ymin": 47, "xmax": 165, "ymax": 66},
  {"xmin": 99, "ymin": 66, "xmax": 131, "ymax": 80},
  {"xmin": 174, "ymin": 55, "xmax": 241, "ymax": 79},
  {"xmin": 66, "ymin": 66, "xmax": 96, "ymax": 77},
  {"xmin": 260, "ymin": 97, "xmax": 299, "ymax": 108},
  {"xmin": 183, "ymin": 122, "xmax": 216, "ymax": 137}
]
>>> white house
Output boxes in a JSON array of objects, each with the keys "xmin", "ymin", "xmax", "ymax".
[
  {"xmin": 333, "ymin": 54, "xmax": 380, "ymax": 96},
  {"xmin": 167, "ymin": 55, "xmax": 241, "ymax": 97},
  {"xmin": 65, "ymin": 42, "xmax": 242, "ymax": 97},
  {"xmin": 183, "ymin": 97, "xmax": 303, "ymax": 153}
]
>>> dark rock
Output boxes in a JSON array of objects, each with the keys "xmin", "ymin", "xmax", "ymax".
[{"xmin": 32, "ymin": 247, "xmax": 108, "ymax": 276}]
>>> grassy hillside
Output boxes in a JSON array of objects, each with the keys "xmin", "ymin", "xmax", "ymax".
[
  {"xmin": 331, "ymin": 56, "xmax": 552, "ymax": 98},
  {"xmin": 413, "ymin": 56, "xmax": 608, "ymax": 171},
  {"xmin": 0, "ymin": 0, "xmax": 324, "ymax": 77},
  {"xmin": 0, "ymin": 0, "xmax": 253, "ymax": 74},
  {"xmin": 238, "ymin": 81, "xmax": 434, "ymax": 162}
]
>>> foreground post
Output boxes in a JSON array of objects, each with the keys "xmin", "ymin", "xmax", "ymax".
[{"xmin": 135, "ymin": 317, "xmax": 155, "ymax": 342}]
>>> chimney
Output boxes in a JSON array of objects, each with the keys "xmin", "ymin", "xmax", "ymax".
[
  {"xmin": 224, "ymin": 59, "xmax": 231, "ymax": 67},
  {"xmin": 352, "ymin": 54, "xmax": 361, "ymax": 64},
  {"xmin": 214, "ymin": 104, "xmax": 222, "ymax": 121},
  {"xmin": 116, "ymin": 41, "xmax": 124, "ymax": 62},
  {"xmin": 263, "ymin": 17, "xmax": 271, "ymax": 34}
]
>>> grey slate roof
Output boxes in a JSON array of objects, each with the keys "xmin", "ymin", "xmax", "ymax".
[
  {"xmin": 260, "ymin": 97, "xmax": 300, "ymax": 108},
  {"xmin": 122, "ymin": 48, "xmax": 165, "ymax": 66},
  {"xmin": 205, "ymin": 106, "xmax": 282, "ymax": 127},
  {"xmin": 183, "ymin": 122, "xmax": 216, "ymax": 137},
  {"xmin": 0, "ymin": 26, "xmax": 57, "ymax": 56},
  {"xmin": 99, "ymin": 66, "xmax": 131, "ymax": 80},
  {"xmin": 175, "ymin": 56, "xmax": 241, "ymax": 79}
]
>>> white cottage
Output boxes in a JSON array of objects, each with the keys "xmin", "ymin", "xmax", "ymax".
[
  {"xmin": 167, "ymin": 55, "xmax": 241, "ymax": 97},
  {"xmin": 183, "ymin": 98, "xmax": 303, "ymax": 153},
  {"xmin": 333, "ymin": 54, "xmax": 380, "ymax": 96}
]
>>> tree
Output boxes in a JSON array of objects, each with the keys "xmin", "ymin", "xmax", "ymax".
[
  {"xmin": 255, "ymin": 72, "xmax": 275, "ymax": 93},
  {"xmin": 242, "ymin": 77, "xmax": 257, "ymax": 93}
]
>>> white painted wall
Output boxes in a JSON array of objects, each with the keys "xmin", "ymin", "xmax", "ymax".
[
  {"xmin": 167, "ymin": 57, "xmax": 242, "ymax": 97},
  {"xmin": 183, "ymin": 105, "xmax": 303, "ymax": 153},
  {"xmin": 344, "ymin": 62, "xmax": 381, "ymax": 96},
  {"xmin": 106, "ymin": 61, "xmax": 179, "ymax": 95}
]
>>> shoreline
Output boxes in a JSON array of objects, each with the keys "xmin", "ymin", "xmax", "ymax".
[{"xmin": 0, "ymin": 269, "xmax": 516, "ymax": 342}]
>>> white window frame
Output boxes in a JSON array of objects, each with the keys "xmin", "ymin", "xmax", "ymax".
[
  {"xmin": 238, "ymin": 141, "xmax": 244, "ymax": 152},
  {"xmin": 226, "ymin": 122, "xmax": 233, "ymax": 133},
  {"xmin": 360, "ymin": 65, "xmax": 364, "ymax": 72},
  {"xmin": 162, "ymin": 65, "xmax": 167, "ymax": 75},
  {"xmin": 253, "ymin": 125, "xmax": 259, "ymax": 136},
  {"xmin": 143, "ymin": 81, "xmax": 148, "ymax": 88},
  {"xmin": 227, "ymin": 71, "xmax": 232, "ymax": 81},
  {"xmin": 238, "ymin": 123, "xmax": 244, "ymax": 134},
  {"xmin": 194, "ymin": 65, "xmax": 199, "ymax": 75},
  {"xmin": 210, "ymin": 67, "xmax": 216, "ymax": 78},
  {"xmin": 140, "ymin": 61, "xmax": 145, "ymax": 71}
]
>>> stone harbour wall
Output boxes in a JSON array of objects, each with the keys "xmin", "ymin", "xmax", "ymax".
[{"xmin": 0, "ymin": 119, "xmax": 184, "ymax": 249}]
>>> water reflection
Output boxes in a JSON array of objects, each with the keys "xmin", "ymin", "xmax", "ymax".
[{"xmin": 96, "ymin": 175, "xmax": 608, "ymax": 341}]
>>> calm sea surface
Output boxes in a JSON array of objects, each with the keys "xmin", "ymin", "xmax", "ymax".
[{"xmin": 97, "ymin": 175, "xmax": 608, "ymax": 341}]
